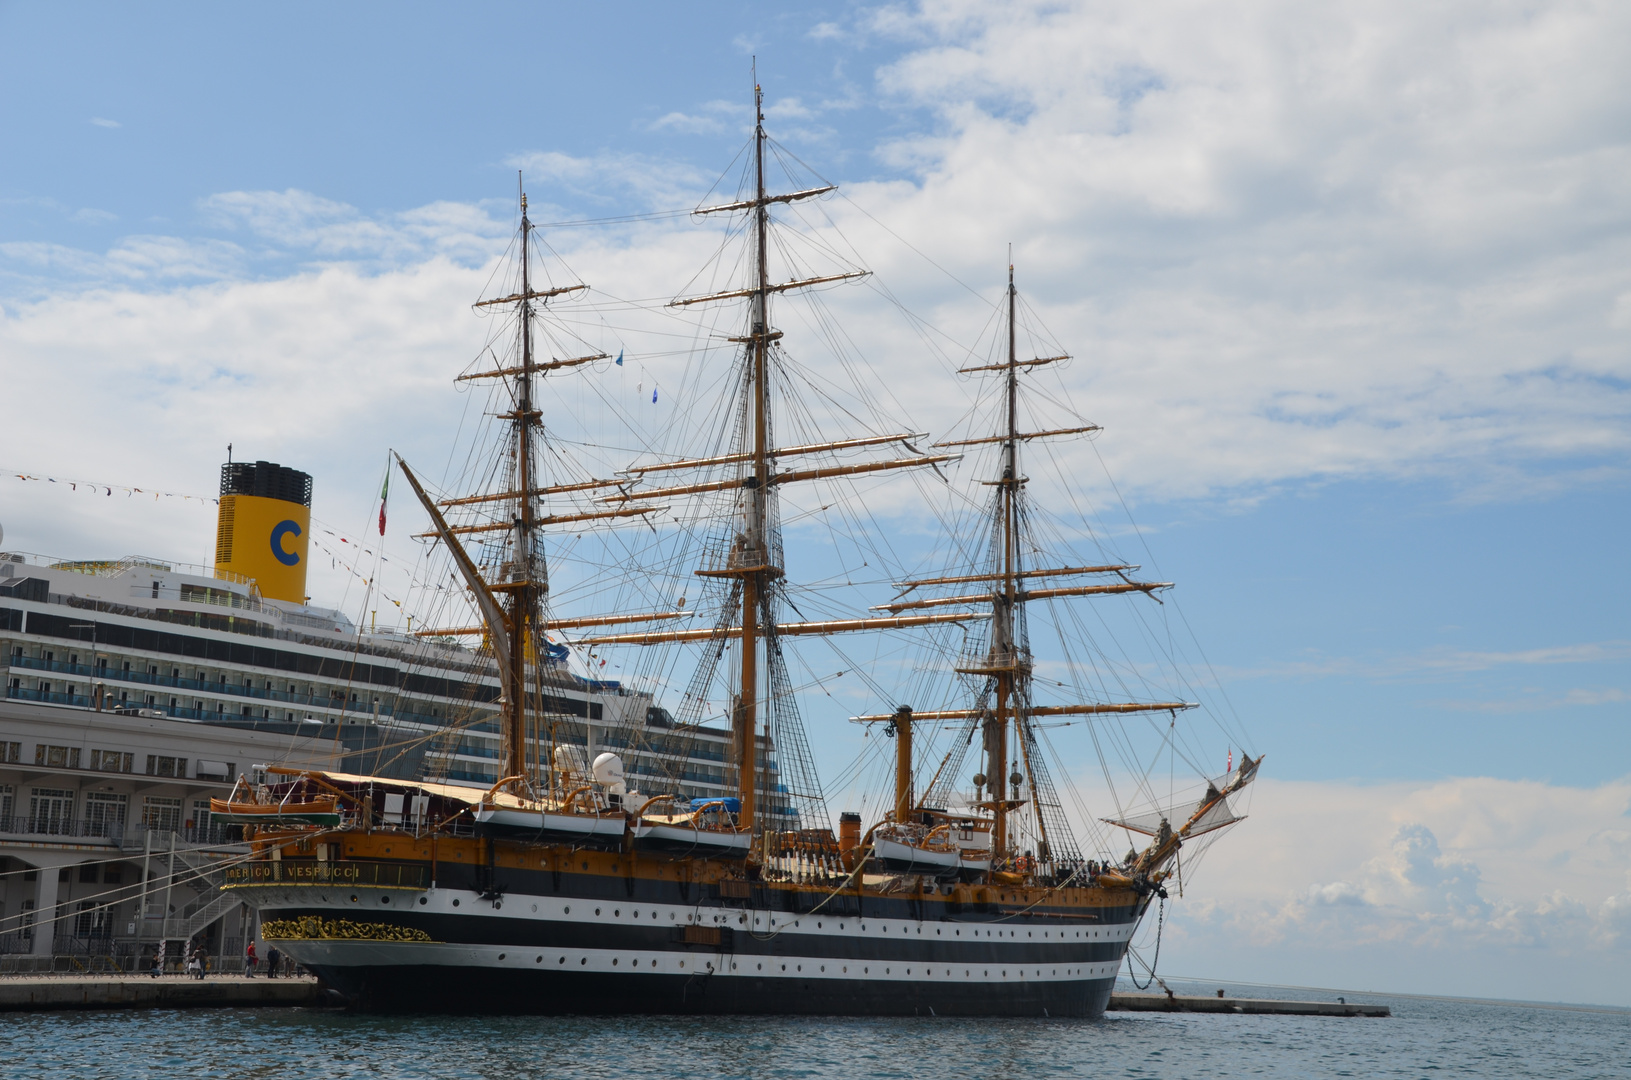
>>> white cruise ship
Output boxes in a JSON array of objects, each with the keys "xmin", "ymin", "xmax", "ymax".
[{"xmin": 0, "ymin": 459, "xmax": 764, "ymax": 971}]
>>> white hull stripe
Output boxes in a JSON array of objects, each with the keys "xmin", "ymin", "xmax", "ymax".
[
  {"xmin": 254, "ymin": 887, "xmax": 1137, "ymax": 945},
  {"xmin": 274, "ymin": 938, "xmax": 1124, "ymax": 984}
]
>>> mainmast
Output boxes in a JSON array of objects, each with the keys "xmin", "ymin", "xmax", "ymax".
[
  {"xmin": 987, "ymin": 262, "xmax": 1023, "ymax": 863},
  {"xmin": 736, "ymin": 81, "xmax": 773, "ymax": 832}
]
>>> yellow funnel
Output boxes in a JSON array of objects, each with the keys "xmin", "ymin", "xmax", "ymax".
[{"xmin": 214, "ymin": 460, "xmax": 312, "ymax": 604}]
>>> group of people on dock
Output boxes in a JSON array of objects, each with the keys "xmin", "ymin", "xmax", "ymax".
[{"xmin": 243, "ymin": 940, "xmax": 290, "ymax": 978}]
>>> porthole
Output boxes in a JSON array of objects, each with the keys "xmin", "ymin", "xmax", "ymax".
[
  {"xmin": 615, "ymin": 909, "xmax": 621, "ymax": 917},
  {"xmin": 498, "ymin": 953, "xmax": 506, "ymax": 961},
  {"xmin": 613, "ymin": 959, "xmax": 619, "ymax": 966},
  {"xmin": 564, "ymin": 906, "xmax": 571, "ymax": 914},
  {"xmin": 350, "ymin": 895, "xmax": 359, "ymax": 904},
  {"xmin": 757, "ymin": 963, "xmax": 762, "ymax": 970},
  {"xmin": 535, "ymin": 956, "xmax": 542, "ymax": 964},
  {"xmin": 596, "ymin": 908, "xmax": 602, "ymax": 916},
  {"xmin": 558, "ymin": 957, "xmax": 565, "ymax": 964},
  {"xmin": 419, "ymin": 897, "xmax": 427, "ymax": 906},
  {"xmin": 580, "ymin": 958, "xmax": 587, "ymax": 966},
  {"xmin": 452, "ymin": 899, "xmax": 460, "ymax": 907},
  {"xmin": 532, "ymin": 904, "xmax": 538, "ymax": 913},
  {"xmin": 380, "ymin": 896, "xmax": 390, "ymax": 905}
]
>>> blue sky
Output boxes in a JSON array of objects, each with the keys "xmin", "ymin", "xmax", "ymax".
[{"xmin": 3, "ymin": 2, "xmax": 1629, "ymax": 1002}]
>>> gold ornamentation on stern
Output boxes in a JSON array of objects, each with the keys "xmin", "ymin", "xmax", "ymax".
[{"xmin": 261, "ymin": 916, "xmax": 435, "ymax": 943}]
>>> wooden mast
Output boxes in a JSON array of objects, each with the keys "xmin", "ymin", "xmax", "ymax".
[
  {"xmin": 505, "ymin": 184, "xmax": 542, "ymax": 784},
  {"xmin": 891, "ymin": 706, "xmax": 914, "ymax": 824},
  {"xmin": 988, "ymin": 261, "xmax": 1021, "ymax": 866},
  {"xmin": 735, "ymin": 78, "xmax": 772, "ymax": 835}
]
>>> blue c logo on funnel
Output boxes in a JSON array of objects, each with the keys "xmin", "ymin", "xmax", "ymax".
[{"xmin": 271, "ymin": 520, "xmax": 302, "ymax": 566}]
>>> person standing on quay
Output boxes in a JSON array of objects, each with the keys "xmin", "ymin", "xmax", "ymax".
[
  {"xmin": 266, "ymin": 944, "xmax": 281, "ymax": 978},
  {"xmin": 245, "ymin": 939, "xmax": 258, "ymax": 977}
]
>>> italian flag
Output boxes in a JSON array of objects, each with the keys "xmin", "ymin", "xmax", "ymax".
[{"xmin": 378, "ymin": 472, "xmax": 389, "ymax": 536}]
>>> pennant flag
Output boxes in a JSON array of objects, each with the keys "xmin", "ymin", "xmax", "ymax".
[
  {"xmin": 652, "ymin": 388, "xmax": 658, "ymax": 404},
  {"xmin": 615, "ymin": 350, "xmax": 623, "ymax": 366},
  {"xmin": 378, "ymin": 471, "xmax": 390, "ymax": 535}
]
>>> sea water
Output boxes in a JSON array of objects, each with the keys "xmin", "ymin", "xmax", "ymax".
[{"xmin": 4, "ymin": 978, "xmax": 1626, "ymax": 1078}]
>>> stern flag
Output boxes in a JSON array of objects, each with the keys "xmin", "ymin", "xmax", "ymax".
[{"xmin": 378, "ymin": 472, "xmax": 390, "ymax": 536}]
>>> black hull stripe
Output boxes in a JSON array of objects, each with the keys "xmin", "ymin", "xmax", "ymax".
[{"xmin": 309, "ymin": 963, "xmax": 1119, "ymax": 1017}]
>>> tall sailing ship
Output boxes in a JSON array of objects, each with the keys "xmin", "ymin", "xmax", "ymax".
[{"xmin": 216, "ymin": 85, "xmax": 1260, "ymax": 1015}]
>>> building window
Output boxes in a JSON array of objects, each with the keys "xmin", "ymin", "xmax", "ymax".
[
  {"xmin": 35, "ymin": 744, "xmax": 80, "ymax": 769},
  {"xmin": 90, "ymin": 749, "xmax": 134, "ymax": 773},
  {"xmin": 0, "ymin": 783, "xmax": 13, "ymax": 824},
  {"xmin": 142, "ymin": 796, "xmax": 182, "ymax": 833},
  {"xmin": 84, "ymin": 791, "xmax": 128, "ymax": 836},
  {"xmin": 28, "ymin": 788, "xmax": 75, "ymax": 833},
  {"xmin": 2, "ymin": 742, "xmax": 19, "ymax": 764},
  {"xmin": 144, "ymin": 756, "xmax": 185, "ymax": 778},
  {"xmin": 73, "ymin": 902, "xmax": 111, "ymax": 937},
  {"xmin": 79, "ymin": 863, "xmax": 99, "ymax": 884}
]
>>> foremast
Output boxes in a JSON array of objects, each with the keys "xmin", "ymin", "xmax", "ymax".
[{"xmin": 399, "ymin": 184, "xmax": 602, "ymax": 790}]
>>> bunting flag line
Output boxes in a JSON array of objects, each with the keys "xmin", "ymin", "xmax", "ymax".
[{"xmin": 4, "ymin": 468, "xmax": 219, "ymax": 504}]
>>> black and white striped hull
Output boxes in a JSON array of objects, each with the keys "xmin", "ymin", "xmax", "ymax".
[{"xmin": 251, "ymin": 876, "xmax": 1144, "ymax": 1016}]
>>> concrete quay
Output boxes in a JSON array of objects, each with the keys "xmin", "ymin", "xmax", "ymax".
[
  {"xmin": 0, "ymin": 974, "xmax": 321, "ymax": 1012},
  {"xmin": 1109, "ymin": 992, "xmax": 1390, "ymax": 1017}
]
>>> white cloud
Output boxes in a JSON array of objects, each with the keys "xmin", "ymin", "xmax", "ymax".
[
  {"xmin": 0, "ymin": 235, "xmax": 245, "ymax": 285},
  {"xmin": 200, "ymin": 189, "xmax": 508, "ymax": 265},
  {"xmin": 828, "ymin": 0, "xmax": 1631, "ymax": 502},
  {"xmin": 504, "ymin": 151, "xmax": 714, "ymax": 212},
  {"xmin": 1160, "ymin": 775, "xmax": 1631, "ymax": 1003},
  {"xmin": 88, "ymin": 117, "xmax": 120, "ymax": 128}
]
